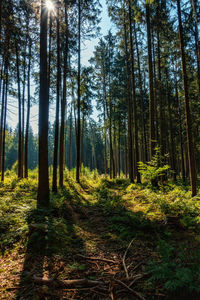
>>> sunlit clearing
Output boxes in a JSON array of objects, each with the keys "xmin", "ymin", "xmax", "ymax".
[{"xmin": 46, "ymin": 0, "xmax": 54, "ymax": 11}]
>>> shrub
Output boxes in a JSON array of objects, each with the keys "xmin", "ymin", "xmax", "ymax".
[{"xmin": 138, "ymin": 147, "xmax": 170, "ymax": 187}]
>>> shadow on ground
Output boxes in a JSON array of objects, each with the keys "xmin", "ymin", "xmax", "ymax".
[{"xmin": 13, "ymin": 177, "xmax": 200, "ymax": 299}]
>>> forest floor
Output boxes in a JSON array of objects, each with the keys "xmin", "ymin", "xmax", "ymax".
[{"xmin": 1, "ymin": 172, "xmax": 200, "ymax": 299}]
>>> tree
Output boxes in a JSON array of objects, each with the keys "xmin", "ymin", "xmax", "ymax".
[
  {"xmin": 37, "ymin": 0, "xmax": 49, "ymax": 207},
  {"xmin": 177, "ymin": 0, "xmax": 196, "ymax": 196}
]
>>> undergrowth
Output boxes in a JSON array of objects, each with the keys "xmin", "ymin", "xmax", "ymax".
[{"xmin": 1, "ymin": 170, "xmax": 200, "ymax": 297}]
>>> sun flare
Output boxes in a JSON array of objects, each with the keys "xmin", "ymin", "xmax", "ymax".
[{"xmin": 46, "ymin": 0, "xmax": 54, "ymax": 11}]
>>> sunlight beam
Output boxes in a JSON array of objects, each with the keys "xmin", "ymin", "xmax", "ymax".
[{"xmin": 46, "ymin": 0, "xmax": 54, "ymax": 11}]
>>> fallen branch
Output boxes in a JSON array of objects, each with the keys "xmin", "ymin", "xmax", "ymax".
[
  {"xmin": 76, "ymin": 254, "xmax": 116, "ymax": 264},
  {"xmin": 33, "ymin": 275, "xmax": 103, "ymax": 288},
  {"xmin": 113, "ymin": 278, "xmax": 145, "ymax": 300},
  {"xmin": 128, "ymin": 274, "xmax": 144, "ymax": 288},
  {"xmin": 132, "ymin": 260, "xmax": 146, "ymax": 272},
  {"xmin": 122, "ymin": 238, "xmax": 136, "ymax": 279}
]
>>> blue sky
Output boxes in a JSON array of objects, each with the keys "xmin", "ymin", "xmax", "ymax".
[{"xmin": 7, "ymin": 0, "xmax": 112, "ymax": 134}]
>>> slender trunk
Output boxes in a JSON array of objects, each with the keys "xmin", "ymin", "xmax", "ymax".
[
  {"xmin": 118, "ymin": 118, "xmax": 121, "ymax": 176},
  {"xmin": 0, "ymin": 65, "xmax": 5, "ymax": 174},
  {"xmin": 68, "ymin": 105, "xmax": 72, "ymax": 170},
  {"xmin": 80, "ymin": 115, "xmax": 84, "ymax": 169},
  {"xmin": 174, "ymin": 68, "xmax": 185, "ymax": 181},
  {"xmin": 146, "ymin": 3, "xmax": 155, "ymax": 159},
  {"xmin": 63, "ymin": 118, "xmax": 67, "ymax": 170},
  {"xmin": 1, "ymin": 70, "xmax": 8, "ymax": 182},
  {"xmin": 52, "ymin": 4, "xmax": 61, "ymax": 192},
  {"xmin": 166, "ymin": 70, "xmax": 176, "ymax": 181},
  {"xmin": 21, "ymin": 39, "xmax": 27, "ymax": 178},
  {"xmin": 16, "ymin": 42, "xmax": 22, "ymax": 178},
  {"xmin": 123, "ymin": 7, "xmax": 134, "ymax": 182},
  {"xmin": 102, "ymin": 56, "xmax": 108, "ymax": 176},
  {"xmin": 103, "ymin": 100, "xmax": 107, "ymax": 176},
  {"xmin": 156, "ymin": 4, "xmax": 165, "ymax": 156},
  {"xmin": 113, "ymin": 115, "xmax": 116, "ymax": 178},
  {"xmin": 0, "ymin": 0, "xmax": 2, "ymax": 78},
  {"xmin": 128, "ymin": 0, "xmax": 140, "ymax": 183},
  {"xmin": 134, "ymin": 21, "xmax": 147, "ymax": 162},
  {"xmin": 59, "ymin": 2, "xmax": 68, "ymax": 187},
  {"xmin": 190, "ymin": 0, "xmax": 200, "ymax": 96},
  {"xmin": 177, "ymin": 0, "xmax": 196, "ymax": 196},
  {"xmin": 124, "ymin": 133, "xmax": 128, "ymax": 178},
  {"xmin": 76, "ymin": 0, "xmax": 81, "ymax": 182},
  {"xmin": 24, "ymin": 40, "xmax": 31, "ymax": 178},
  {"xmin": 108, "ymin": 97, "xmax": 114, "ymax": 178},
  {"xmin": 37, "ymin": 0, "xmax": 49, "ymax": 206}
]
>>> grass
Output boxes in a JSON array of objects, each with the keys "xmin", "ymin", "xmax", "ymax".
[{"xmin": 1, "ymin": 170, "xmax": 200, "ymax": 299}]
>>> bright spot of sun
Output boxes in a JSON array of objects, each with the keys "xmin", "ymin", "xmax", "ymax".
[{"xmin": 46, "ymin": 0, "xmax": 54, "ymax": 11}]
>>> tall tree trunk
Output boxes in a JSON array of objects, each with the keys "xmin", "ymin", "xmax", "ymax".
[
  {"xmin": 0, "ymin": 0, "xmax": 2, "ymax": 76},
  {"xmin": 37, "ymin": 0, "xmax": 49, "ymax": 207},
  {"xmin": 0, "ymin": 65, "xmax": 5, "ymax": 174},
  {"xmin": 1, "ymin": 69, "xmax": 8, "ymax": 182},
  {"xmin": 123, "ymin": 7, "xmax": 134, "ymax": 182},
  {"xmin": 68, "ymin": 104, "xmax": 72, "ymax": 170},
  {"xmin": 52, "ymin": 3, "xmax": 61, "ymax": 192},
  {"xmin": 21, "ymin": 38, "xmax": 27, "ymax": 178},
  {"xmin": 134, "ymin": 21, "xmax": 147, "ymax": 162},
  {"xmin": 113, "ymin": 115, "xmax": 116, "ymax": 178},
  {"xmin": 166, "ymin": 70, "xmax": 176, "ymax": 181},
  {"xmin": 16, "ymin": 42, "xmax": 23, "ymax": 178},
  {"xmin": 174, "ymin": 67, "xmax": 185, "ymax": 181},
  {"xmin": 101, "ymin": 56, "xmax": 108, "ymax": 176},
  {"xmin": 146, "ymin": 3, "xmax": 155, "ymax": 159},
  {"xmin": 80, "ymin": 115, "xmax": 84, "ymax": 169},
  {"xmin": 177, "ymin": 0, "xmax": 196, "ymax": 196},
  {"xmin": 59, "ymin": 2, "xmax": 68, "ymax": 187},
  {"xmin": 76, "ymin": 0, "xmax": 81, "ymax": 182},
  {"xmin": 24, "ymin": 39, "xmax": 31, "ymax": 178},
  {"xmin": 128, "ymin": 0, "xmax": 141, "ymax": 183},
  {"xmin": 103, "ymin": 100, "xmax": 107, "ymax": 176},
  {"xmin": 156, "ymin": 2, "xmax": 165, "ymax": 157},
  {"xmin": 118, "ymin": 118, "xmax": 121, "ymax": 176},
  {"xmin": 190, "ymin": 0, "xmax": 200, "ymax": 96}
]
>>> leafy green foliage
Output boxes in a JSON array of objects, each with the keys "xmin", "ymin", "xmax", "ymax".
[
  {"xmin": 138, "ymin": 147, "xmax": 170, "ymax": 187},
  {"xmin": 147, "ymin": 240, "xmax": 200, "ymax": 293}
]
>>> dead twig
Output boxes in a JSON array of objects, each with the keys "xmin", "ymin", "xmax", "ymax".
[
  {"xmin": 109, "ymin": 281, "xmax": 115, "ymax": 300},
  {"xmin": 132, "ymin": 260, "xmax": 146, "ymax": 272},
  {"xmin": 33, "ymin": 275, "xmax": 103, "ymax": 288},
  {"xmin": 122, "ymin": 238, "xmax": 136, "ymax": 279},
  {"xmin": 76, "ymin": 254, "xmax": 116, "ymax": 264},
  {"xmin": 128, "ymin": 274, "xmax": 144, "ymax": 287},
  {"xmin": 61, "ymin": 286, "xmax": 99, "ymax": 291},
  {"xmin": 113, "ymin": 278, "xmax": 145, "ymax": 300}
]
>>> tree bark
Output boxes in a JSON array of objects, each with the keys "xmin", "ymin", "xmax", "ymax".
[
  {"xmin": 37, "ymin": 0, "xmax": 49, "ymax": 207},
  {"xmin": 52, "ymin": 3, "xmax": 61, "ymax": 192},
  {"xmin": 24, "ymin": 39, "xmax": 31, "ymax": 178},
  {"xmin": 190, "ymin": 0, "xmax": 200, "ymax": 96},
  {"xmin": 128, "ymin": 0, "xmax": 141, "ymax": 183},
  {"xmin": 59, "ymin": 1, "xmax": 68, "ymax": 187},
  {"xmin": 146, "ymin": 3, "xmax": 155, "ymax": 159},
  {"xmin": 68, "ymin": 104, "xmax": 72, "ymax": 170},
  {"xmin": 177, "ymin": 0, "xmax": 196, "ymax": 196},
  {"xmin": 134, "ymin": 21, "xmax": 147, "ymax": 162},
  {"xmin": 1, "ymin": 69, "xmax": 8, "ymax": 182},
  {"xmin": 123, "ymin": 7, "xmax": 134, "ymax": 182},
  {"xmin": 0, "ymin": 64, "xmax": 5, "ymax": 174},
  {"xmin": 174, "ymin": 67, "xmax": 185, "ymax": 181},
  {"xmin": 16, "ymin": 41, "xmax": 23, "ymax": 178}
]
